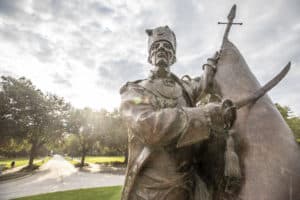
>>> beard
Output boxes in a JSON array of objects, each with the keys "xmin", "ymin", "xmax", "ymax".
[
  {"xmin": 156, "ymin": 58, "xmax": 168, "ymax": 68},
  {"xmin": 153, "ymin": 59, "xmax": 170, "ymax": 77},
  {"xmin": 155, "ymin": 53, "xmax": 169, "ymax": 67},
  {"xmin": 150, "ymin": 49, "xmax": 174, "ymax": 77},
  {"xmin": 152, "ymin": 49, "xmax": 169, "ymax": 67}
]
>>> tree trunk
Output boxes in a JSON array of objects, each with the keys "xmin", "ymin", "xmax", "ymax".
[
  {"xmin": 28, "ymin": 142, "xmax": 37, "ymax": 168},
  {"xmin": 124, "ymin": 148, "xmax": 128, "ymax": 164},
  {"xmin": 80, "ymin": 151, "xmax": 86, "ymax": 167}
]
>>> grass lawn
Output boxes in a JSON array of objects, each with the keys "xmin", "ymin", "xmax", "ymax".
[
  {"xmin": 0, "ymin": 157, "xmax": 50, "ymax": 171},
  {"xmin": 65, "ymin": 156, "xmax": 125, "ymax": 166},
  {"xmin": 85, "ymin": 156, "xmax": 125, "ymax": 164},
  {"xmin": 13, "ymin": 186, "xmax": 122, "ymax": 200},
  {"xmin": 65, "ymin": 157, "xmax": 80, "ymax": 166},
  {"xmin": 35, "ymin": 157, "xmax": 51, "ymax": 167}
]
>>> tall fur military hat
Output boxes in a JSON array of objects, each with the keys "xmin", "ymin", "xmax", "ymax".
[{"xmin": 145, "ymin": 25, "xmax": 176, "ymax": 53}]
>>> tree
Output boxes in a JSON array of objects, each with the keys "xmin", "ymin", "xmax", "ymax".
[
  {"xmin": 0, "ymin": 79, "xmax": 27, "ymax": 154},
  {"xmin": 68, "ymin": 108, "xmax": 99, "ymax": 167},
  {"xmin": 275, "ymin": 103, "xmax": 300, "ymax": 141},
  {"xmin": 63, "ymin": 134, "xmax": 81, "ymax": 157},
  {"xmin": 101, "ymin": 109, "xmax": 128, "ymax": 162},
  {"xmin": 0, "ymin": 76, "xmax": 70, "ymax": 168}
]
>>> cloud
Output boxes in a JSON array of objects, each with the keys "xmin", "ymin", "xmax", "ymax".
[
  {"xmin": 0, "ymin": 0, "xmax": 26, "ymax": 16},
  {"xmin": 0, "ymin": 23, "xmax": 55, "ymax": 63},
  {"xmin": 97, "ymin": 59, "xmax": 144, "ymax": 91},
  {"xmin": 0, "ymin": 68, "xmax": 13, "ymax": 77},
  {"xmin": 90, "ymin": 1, "xmax": 115, "ymax": 15},
  {"xmin": 0, "ymin": 23, "xmax": 21, "ymax": 42},
  {"xmin": 0, "ymin": 0, "xmax": 299, "ymax": 114},
  {"xmin": 52, "ymin": 73, "xmax": 72, "ymax": 88}
]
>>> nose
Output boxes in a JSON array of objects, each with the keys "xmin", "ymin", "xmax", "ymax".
[{"xmin": 157, "ymin": 43, "xmax": 165, "ymax": 51}]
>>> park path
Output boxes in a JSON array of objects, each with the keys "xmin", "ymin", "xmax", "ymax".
[{"xmin": 0, "ymin": 155, "xmax": 125, "ymax": 200}]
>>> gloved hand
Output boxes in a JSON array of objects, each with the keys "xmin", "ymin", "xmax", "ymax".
[
  {"xmin": 204, "ymin": 99, "xmax": 237, "ymax": 132},
  {"xmin": 207, "ymin": 51, "xmax": 220, "ymax": 67},
  {"xmin": 204, "ymin": 102, "xmax": 224, "ymax": 132},
  {"xmin": 222, "ymin": 99, "xmax": 237, "ymax": 130}
]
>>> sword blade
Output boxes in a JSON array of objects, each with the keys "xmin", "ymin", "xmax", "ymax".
[{"xmin": 234, "ymin": 62, "xmax": 291, "ymax": 109}]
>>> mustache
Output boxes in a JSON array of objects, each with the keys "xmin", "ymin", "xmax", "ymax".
[{"xmin": 151, "ymin": 49, "xmax": 168, "ymax": 57}]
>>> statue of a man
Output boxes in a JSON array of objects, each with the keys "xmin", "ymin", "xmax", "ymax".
[{"xmin": 120, "ymin": 26, "xmax": 234, "ymax": 200}]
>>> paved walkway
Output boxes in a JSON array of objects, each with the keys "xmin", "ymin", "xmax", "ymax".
[
  {"xmin": 1, "ymin": 165, "xmax": 24, "ymax": 175},
  {"xmin": 0, "ymin": 155, "xmax": 125, "ymax": 200}
]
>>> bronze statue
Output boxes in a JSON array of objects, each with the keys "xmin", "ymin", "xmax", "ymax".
[
  {"xmin": 120, "ymin": 5, "xmax": 300, "ymax": 200},
  {"xmin": 120, "ymin": 24, "xmax": 232, "ymax": 200}
]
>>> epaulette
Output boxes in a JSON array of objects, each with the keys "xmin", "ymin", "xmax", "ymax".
[{"xmin": 119, "ymin": 79, "xmax": 145, "ymax": 94}]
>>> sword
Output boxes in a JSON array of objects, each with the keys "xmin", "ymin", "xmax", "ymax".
[
  {"xmin": 221, "ymin": 62, "xmax": 291, "ymax": 129},
  {"xmin": 234, "ymin": 62, "xmax": 291, "ymax": 109}
]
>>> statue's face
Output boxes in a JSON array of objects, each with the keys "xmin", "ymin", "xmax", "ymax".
[{"xmin": 149, "ymin": 40, "xmax": 175, "ymax": 68}]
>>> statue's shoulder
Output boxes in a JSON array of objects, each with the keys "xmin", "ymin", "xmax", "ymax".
[{"xmin": 119, "ymin": 79, "xmax": 148, "ymax": 94}]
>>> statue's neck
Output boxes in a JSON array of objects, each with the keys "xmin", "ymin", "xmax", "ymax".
[{"xmin": 150, "ymin": 66, "xmax": 171, "ymax": 79}]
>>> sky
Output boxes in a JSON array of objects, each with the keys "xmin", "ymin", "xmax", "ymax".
[{"xmin": 0, "ymin": 0, "xmax": 299, "ymax": 115}]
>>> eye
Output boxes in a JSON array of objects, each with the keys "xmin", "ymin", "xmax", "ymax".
[
  {"xmin": 163, "ymin": 43, "xmax": 171, "ymax": 49},
  {"xmin": 151, "ymin": 43, "xmax": 160, "ymax": 51}
]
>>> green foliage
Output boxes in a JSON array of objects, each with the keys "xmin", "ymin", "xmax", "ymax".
[
  {"xmin": 275, "ymin": 103, "xmax": 290, "ymax": 119},
  {"xmin": 0, "ymin": 76, "xmax": 70, "ymax": 166},
  {"xmin": 275, "ymin": 103, "xmax": 300, "ymax": 141},
  {"xmin": 64, "ymin": 108, "xmax": 128, "ymax": 165},
  {"xmin": 67, "ymin": 108, "xmax": 101, "ymax": 166},
  {"xmin": 287, "ymin": 117, "xmax": 300, "ymax": 140},
  {"xmin": 1, "ymin": 75, "xmax": 128, "ymax": 163},
  {"xmin": 0, "ymin": 138, "xmax": 30, "ymax": 155},
  {"xmin": 63, "ymin": 134, "xmax": 81, "ymax": 156},
  {"xmin": 100, "ymin": 109, "xmax": 128, "ymax": 156},
  {"xmin": 13, "ymin": 186, "xmax": 122, "ymax": 200}
]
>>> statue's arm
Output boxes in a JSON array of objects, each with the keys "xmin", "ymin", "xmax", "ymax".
[
  {"xmin": 120, "ymin": 84, "xmax": 223, "ymax": 148},
  {"xmin": 182, "ymin": 52, "xmax": 219, "ymax": 103},
  {"xmin": 201, "ymin": 52, "xmax": 219, "ymax": 96}
]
